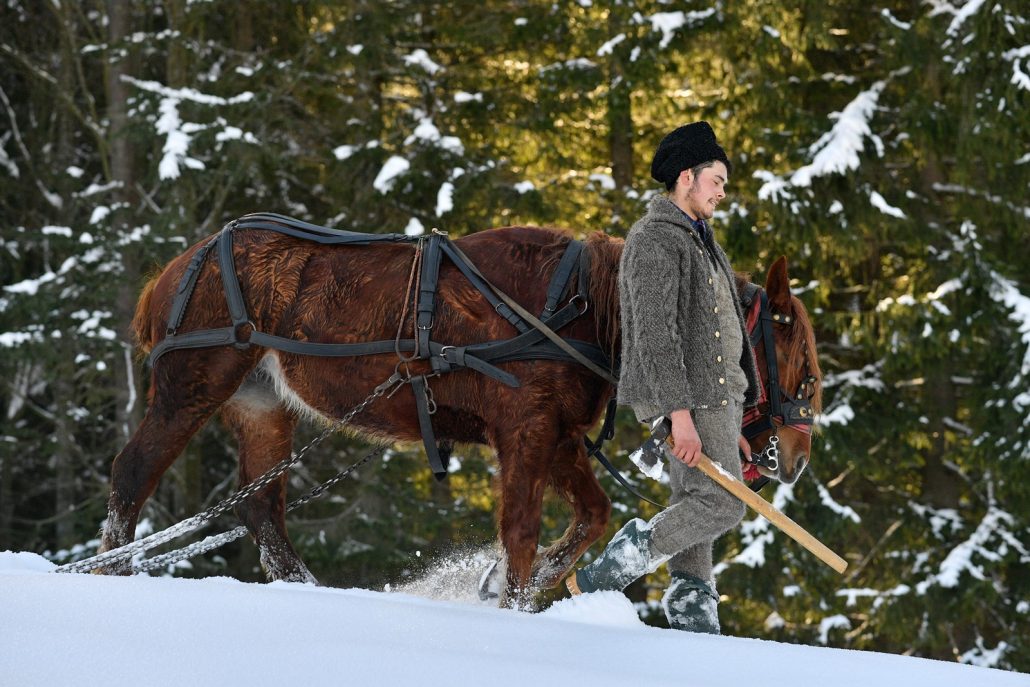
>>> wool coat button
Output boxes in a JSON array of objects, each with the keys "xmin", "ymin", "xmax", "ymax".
[
  {"xmin": 714, "ymin": 331, "xmax": 721, "ymax": 338},
  {"xmin": 721, "ymin": 400, "xmax": 728, "ymax": 406},
  {"xmin": 719, "ymin": 378, "xmax": 725, "ymax": 384},
  {"xmin": 708, "ymin": 277, "xmax": 713, "ymax": 284},
  {"xmin": 713, "ymin": 306, "xmax": 719, "ymax": 313},
  {"xmin": 717, "ymin": 355, "xmax": 723, "ymax": 362}
]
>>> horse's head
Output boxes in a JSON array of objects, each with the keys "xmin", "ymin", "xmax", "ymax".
[{"xmin": 737, "ymin": 257, "xmax": 822, "ymax": 486}]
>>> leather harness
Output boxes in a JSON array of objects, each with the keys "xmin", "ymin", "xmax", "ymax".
[
  {"xmin": 152, "ymin": 213, "xmax": 618, "ymax": 480},
  {"xmin": 738, "ymin": 281, "xmax": 816, "ymax": 493}
]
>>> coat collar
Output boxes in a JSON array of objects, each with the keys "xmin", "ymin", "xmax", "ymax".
[{"xmin": 647, "ymin": 195, "xmax": 709, "ymax": 244}]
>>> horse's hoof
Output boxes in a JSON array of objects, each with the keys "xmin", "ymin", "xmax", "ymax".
[
  {"xmin": 477, "ymin": 557, "xmax": 503, "ymax": 601},
  {"xmin": 565, "ymin": 572, "xmax": 582, "ymax": 596}
]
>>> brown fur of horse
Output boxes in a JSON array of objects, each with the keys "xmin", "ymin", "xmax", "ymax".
[{"xmin": 99, "ymin": 224, "xmax": 820, "ymax": 608}]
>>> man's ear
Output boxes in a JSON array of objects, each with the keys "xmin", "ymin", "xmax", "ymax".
[{"xmin": 678, "ymin": 168, "xmax": 693, "ymax": 188}]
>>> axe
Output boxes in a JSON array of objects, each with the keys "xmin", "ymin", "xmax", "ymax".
[{"xmin": 631, "ymin": 415, "xmax": 848, "ymax": 574}]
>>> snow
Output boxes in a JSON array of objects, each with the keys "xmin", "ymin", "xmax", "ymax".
[
  {"xmin": 373, "ymin": 155, "xmax": 410, "ymax": 193},
  {"xmin": 41, "ymin": 225, "xmax": 73, "ymax": 237},
  {"xmin": 513, "ymin": 180, "xmax": 535, "ymax": 194},
  {"xmin": 946, "ymin": 0, "xmax": 987, "ymax": 36},
  {"xmin": 404, "ymin": 48, "xmax": 442, "ymax": 75},
  {"xmin": 596, "ymin": 33, "xmax": 626, "ymax": 57},
  {"xmin": 404, "ymin": 217, "xmax": 425, "ymax": 236},
  {"xmin": 757, "ymin": 82, "xmax": 885, "ymax": 199},
  {"xmin": 436, "ymin": 181, "xmax": 454, "ymax": 216},
  {"xmin": 919, "ymin": 507, "xmax": 1028, "ymax": 592},
  {"xmin": 647, "ymin": 10, "xmax": 716, "ymax": 49},
  {"xmin": 89, "ymin": 205, "xmax": 110, "ymax": 224},
  {"xmin": 2, "ymin": 551, "xmax": 1022, "ymax": 687},
  {"xmin": 1003, "ymin": 46, "xmax": 1030, "ymax": 92},
  {"xmin": 869, "ymin": 190, "xmax": 906, "ymax": 218}
]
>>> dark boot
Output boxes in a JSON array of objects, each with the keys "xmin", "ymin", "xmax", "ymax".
[
  {"xmin": 663, "ymin": 571, "xmax": 720, "ymax": 634},
  {"xmin": 567, "ymin": 518, "xmax": 669, "ymax": 595}
]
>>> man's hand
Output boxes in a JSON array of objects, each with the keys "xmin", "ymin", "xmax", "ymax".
[
  {"xmin": 669, "ymin": 408, "xmax": 703, "ymax": 467},
  {"xmin": 737, "ymin": 434, "xmax": 751, "ymax": 461}
]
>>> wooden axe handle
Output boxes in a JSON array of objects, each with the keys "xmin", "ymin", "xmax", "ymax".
[{"xmin": 697, "ymin": 454, "xmax": 848, "ymax": 574}]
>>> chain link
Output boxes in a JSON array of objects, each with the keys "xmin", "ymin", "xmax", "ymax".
[
  {"xmin": 134, "ymin": 444, "xmax": 384, "ymax": 573},
  {"xmin": 54, "ymin": 373, "xmax": 403, "ymax": 575}
]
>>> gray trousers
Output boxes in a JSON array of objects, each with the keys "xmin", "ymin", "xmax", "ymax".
[{"xmin": 648, "ymin": 399, "xmax": 746, "ymax": 585}]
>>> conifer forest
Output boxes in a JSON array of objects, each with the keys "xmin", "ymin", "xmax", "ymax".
[{"xmin": 1, "ymin": 0, "xmax": 1027, "ymax": 672}]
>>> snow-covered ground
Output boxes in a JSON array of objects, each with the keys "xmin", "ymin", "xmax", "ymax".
[{"xmin": 0, "ymin": 551, "xmax": 1023, "ymax": 687}]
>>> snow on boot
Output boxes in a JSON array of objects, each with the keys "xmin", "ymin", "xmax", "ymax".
[
  {"xmin": 567, "ymin": 518, "xmax": 669, "ymax": 595},
  {"xmin": 663, "ymin": 571, "xmax": 721, "ymax": 634}
]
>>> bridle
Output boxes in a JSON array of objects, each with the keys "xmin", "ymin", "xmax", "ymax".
[{"xmin": 740, "ymin": 285, "xmax": 818, "ymax": 478}]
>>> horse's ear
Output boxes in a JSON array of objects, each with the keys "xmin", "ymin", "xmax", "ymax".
[{"xmin": 765, "ymin": 256, "xmax": 791, "ymax": 312}]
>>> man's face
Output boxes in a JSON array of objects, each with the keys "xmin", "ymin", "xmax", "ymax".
[{"xmin": 680, "ymin": 161, "xmax": 728, "ymax": 220}]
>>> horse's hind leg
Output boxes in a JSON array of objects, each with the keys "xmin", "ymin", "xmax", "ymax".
[
  {"xmin": 98, "ymin": 350, "xmax": 257, "ymax": 572},
  {"xmin": 530, "ymin": 437, "xmax": 611, "ymax": 589},
  {"xmin": 220, "ymin": 388, "xmax": 316, "ymax": 584}
]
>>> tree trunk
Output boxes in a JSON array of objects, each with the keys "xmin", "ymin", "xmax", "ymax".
[{"xmin": 104, "ymin": 0, "xmax": 143, "ymax": 442}]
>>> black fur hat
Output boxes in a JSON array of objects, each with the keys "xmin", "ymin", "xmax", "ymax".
[{"xmin": 650, "ymin": 121, "xmax": 731, "ymax": 190}]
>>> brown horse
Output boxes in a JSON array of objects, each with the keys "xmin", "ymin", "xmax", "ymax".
[{"xmin": 98, "ymin": 222, "xmax": 820, "ymax": 607}]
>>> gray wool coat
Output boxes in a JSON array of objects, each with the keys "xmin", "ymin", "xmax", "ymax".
[{"xmin": 617, "ymin": 195, "xmax": 760, "ymax": 422}]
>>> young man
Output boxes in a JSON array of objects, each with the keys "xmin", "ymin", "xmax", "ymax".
[{"xmin": 567, "ymin": 121, "xmax": 760, "ymax": 634}]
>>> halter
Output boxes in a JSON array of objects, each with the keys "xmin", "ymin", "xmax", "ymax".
[{"xmin": 740, "ymin": 285, "xmax": 817, "ymax": 475}]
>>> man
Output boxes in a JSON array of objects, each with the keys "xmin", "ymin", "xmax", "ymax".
[{"xmin": 567, "ymin": 121, "xmax": 760, "ymax": 634}]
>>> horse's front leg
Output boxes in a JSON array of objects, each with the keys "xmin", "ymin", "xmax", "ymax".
[
  {"xmin": 530, "ymin": 435, "xmax": 611, "ymax": 589},
  {"xmin": 493, "ymin": 423, "xmax": 553, "ymax": 610}
]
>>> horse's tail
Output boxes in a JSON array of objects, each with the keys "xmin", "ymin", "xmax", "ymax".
[{"xmin": 131, "ymin": 274, "xmax": 161, "ymax": 358}]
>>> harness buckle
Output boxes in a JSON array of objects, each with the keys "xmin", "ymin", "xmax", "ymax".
[
  {"xmin": 232, "ymin": 320, "xmax": 256, "ymax": 350},
  {"xmin": 569, "ymin": 294, "xmax": 589, "ymax": 315}
]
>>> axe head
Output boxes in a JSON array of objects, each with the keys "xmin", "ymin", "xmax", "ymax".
[{"xmin": 628, "ymin": 417, "xmax": 673, "ymax": 481}]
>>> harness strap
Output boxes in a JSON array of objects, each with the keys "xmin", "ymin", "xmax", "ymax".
[
  {"xmin": 759, "ymin": 291, "xmax": 782, "ymax": 421},
  {"xmin": 585, "ymin": 398, "xmax": 665, "ymax": 508},
  {"xmin": 235, "ymin": 212, "xmax": 418, "ymax": 246},
  {"xmin": 446, "ymin": 242, "xmax": 618, "ymax": 386},
  {"xmin": 438, "ymin": 241, "xmax": 528, "ymax": 333},
  {"xmin": 461, "ymin": 298, "xmax": 583, "ymax": 362},
  {"xmin": 148, "ymin": 327, "xmax": 238, "ymax": 362},
  {"xmin": 576, "ymin": 243, "xmax": 591, "ymax": 300},
  {"xmin": 410, "ymin": 375, "xmax": 447, "ymax": 480},
  {"xmin": 541, "ymin": 240, "xmax": 583, "ymax": 317},
  {"xmin": 218, "ymin": 223, "xmax": 250, "ymax": 332},
  {"xmin": 167, "ymin": 236, "xmax": 218, "ymax": 335},
  {"xmin": 416, "ymin": 234, "xmax": 444, "ymax": 357}
]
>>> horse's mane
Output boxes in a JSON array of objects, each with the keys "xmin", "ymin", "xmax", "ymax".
[
  {"xmin": 734, "ymin": 272, "xmax": 822, "ymax": 414},
  {"xmin": 786, "ymin": 294, "xmax": 822, "ymax": 414},
  {"xmin": 585, "ymin": 232, "xmax": 624, "ymax": 372}
]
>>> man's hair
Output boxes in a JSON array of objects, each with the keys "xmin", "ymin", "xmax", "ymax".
[{"xmin": 667, "ymin": 161, "xmax": 716, "ymax": 192}]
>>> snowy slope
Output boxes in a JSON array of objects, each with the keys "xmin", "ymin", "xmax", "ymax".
[{"xmin": 1, "ymin": 551, "xmax": 1024, "ymax": 687}]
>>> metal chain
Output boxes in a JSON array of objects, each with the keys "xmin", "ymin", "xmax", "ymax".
[
  {"xmin": 54, "ymin": 373, "xmax": 404, "ymax": 574},
  {"xmin": 134, "ymin": 443, "xmax": 385, "ymax": 573}
]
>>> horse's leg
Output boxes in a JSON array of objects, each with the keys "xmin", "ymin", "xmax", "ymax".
[
  {"xmin": 494, "ymin": 423, "xmax": 554, "ymax": 610},
  {"xmin": 220, "ymin": 394, "xmax": 317, "ymax": 584},
  {"xmin": 530, "ymin": 437, "xmax": 611, "ymax": 589},
  {"xmin": 98, "ymin": 350, "xmax": 257, "ymax": 572}
]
